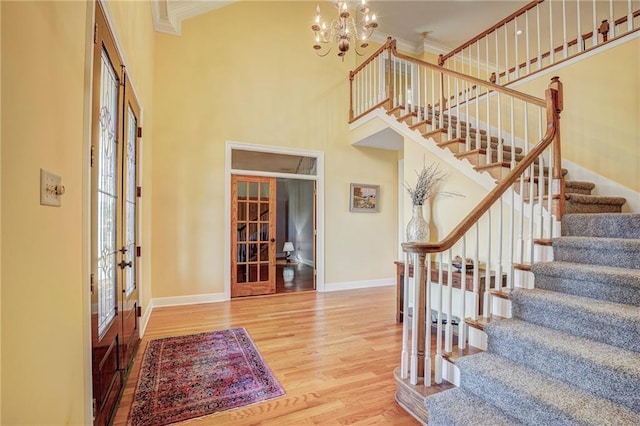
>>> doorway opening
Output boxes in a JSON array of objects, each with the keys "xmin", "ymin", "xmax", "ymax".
[
  {"xmin": 225, "ymin": 142, "xmax": 324, "ymax": 298},
  {"xmin": 275, "ymin": 178, "xmax": 315, "ymax": 293}
]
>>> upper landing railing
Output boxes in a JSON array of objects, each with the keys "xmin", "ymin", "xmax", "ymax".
[{"xmin": 439, "ymin": 0, "xmax": 640, "ymax": 85}]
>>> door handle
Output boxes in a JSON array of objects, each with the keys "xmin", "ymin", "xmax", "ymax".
[{"xmin": 270, "ymin": 238, "xmax": 276, "ymax": 243}]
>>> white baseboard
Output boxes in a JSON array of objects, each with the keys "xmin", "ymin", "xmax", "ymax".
[
  {"xmin": 139, "ymin": 293, "xmax": 227, "ymax": 337},
  {"xmin": 323, "ymin": 278, "xmax": 395, "ymax": 292},
  {"xmin": 152, "ymin": 292, "xmax": 228, "ymax": 308},
  {"xmin": 299, "ymin": 257, "xmax": 314, "ymax": 267}
]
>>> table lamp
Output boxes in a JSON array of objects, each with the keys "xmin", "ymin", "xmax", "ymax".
[{"xmin": 283, "ymin": 241, "xmax": 294, "ymax": 263}]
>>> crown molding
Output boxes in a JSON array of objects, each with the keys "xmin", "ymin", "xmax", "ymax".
[
  {"xmin": 371, "ymin": 31, "xmax": 452, "ymax": 58},
  {"xmin": 150, "ymin": 0, "xmax": 234, "ymax": 36}
]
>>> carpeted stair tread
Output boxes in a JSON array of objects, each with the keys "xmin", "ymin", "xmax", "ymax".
[
  {"xmin": 532, "ymin": 261, "xmax": 640, "ymax": 305},
  {"xmin": 510, "ymin": 288, "xmax": 640, "ymax": 352},
  {"xmin": 566, "ymin": 193, "xmax": 626, "ymax": 214},
  {"xmin": 457, "ymin": 352, "xmax": 640, "ymax": 425},
  {"xmin": 425, "ymin": 387, "xmax": 525, "ymax": 426},
  {"xmin": 485, "ymin": 318, "xmax": 640, "ymax": 412},
  {"xmin": 553, "ymin": 236, "xmax": 640, "ymax": 269},
  {"xmin": 565, "ymin": 180, "xmax": 596, "ymax": 195},
  {"xmin": 561, "ymin": 213, "xmax": 640, "ymax": 239}
]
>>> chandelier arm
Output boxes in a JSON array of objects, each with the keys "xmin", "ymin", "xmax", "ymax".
[{"xmin": 315, "ymin": 45, "xmax": 333, "ymax": 58}]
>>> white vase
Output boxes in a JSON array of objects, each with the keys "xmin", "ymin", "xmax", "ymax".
[{"xmin": 406, "ymin": 204, "xmax": 430, "ymax": 242}]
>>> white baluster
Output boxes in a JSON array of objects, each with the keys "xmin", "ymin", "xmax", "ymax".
[
  {"xmin": 424, "ymin": 254, "xmax": 432, "ymax": 387},
  {"xmin": 445, "ymin": 250, "xmax": 453, "ymax": 354},
  {"xmin": 562, "ymin": 0, "xmax": 568, "ymax": 58},
  {"xmin": 515, "ymin": 17, "xmax": 520, "ymax": 79},
  {"xmin": 592, "ymin": 0, "xmax": 598, "ymax": 47},
  {"xmin": 610, "ymin": 0, "xmax": 615, "ymax": 39},
  {"xmin": 577, "ymin": 0, "xmax": 583, "ymax": 53},
  {"xmin": 549, "ymin": 0, "xmax": 555, "ymax": 64},
  {"xmin": 537, "ymin": 5, "xmax": 542, "ymax": 69},
  {"xmin": 504, "ymin": 24, "xmax": 509, "ymax": 82},
  {"xmin": 410, "ymin": 251, "xmax": 419, "ymax": 385},
  {"xmin": 434, "ymin": 252, "xmax": 444, "ymax": 384},
  {"xmin": 473, "ymin": 223, "xmax": 480, "ymax": 320},
  {"xmin": 497, "ymin": 92, "xmax": 503, "ymax": 163},
  {"xmin": 526, "ymin": 9, "xmax": 531, "ymax": 74},
  {"xmin": 484, "ymin": 210, "xmax": 492, "ymax": 317},
  {"xmin": 400, "ymin": 252, "xmax": 410, "ymax": 379},
  {"xmin": 459, "ymin": 236, "xmax": 467, "ymax": 349},
  {"xmin": 628, "ymin": 0, "xmax": 633, "ymax": 32}
]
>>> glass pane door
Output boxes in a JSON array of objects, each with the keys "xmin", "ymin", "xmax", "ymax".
[{"xmin": 231, "ymin": 175, "xmax": 276, "ymax": 297}]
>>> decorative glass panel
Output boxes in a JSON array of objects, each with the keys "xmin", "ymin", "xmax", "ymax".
[
  {"xmin": 237, "ymin": 224, "xmax": 246, "ymax": 242},
  {"xmin": 231, "ymin": 150, "xmax": 317, "ymax": 176},
  {"xmin": 248, "ymin": 265, "xmax": 258, "ymax": 282},
  {"xmin": 249, "ymin": 223, "xmax": 257, "ymax": 241},
  {"xmin": 260, "ymin": 203, "xmax": 269, "ymax": 221},
  {"xmin": 236, "ymin": 265, "xmax": 246, "ymax": 283},
  {"xmin": 248, "ymin": 243, "xmax": 258, "ymax": 262},
  {"xmin": 260, "ymin": 182, "xmax": 270, "ymax": 200},
  {"xmin": 260, "ymin": 264, "xmax": 269, "ymax": 281},
  {"xmin": 249, "ymin": 182, "xmax": 258, "ymax": 199},
  {"xmin": 260, "ymin": 243, "xmax": 269, "ymax": 261},
  {"xmin": 248, "ymin": 203, "xmax": 258, "ymax": 221},
  {"xmin": 124, "ymin": 106, "xmax": 137, "ymax": 297},
  {"xmin": 237, "ymin": 182, "xmax": 247, "ymax": 200},
  {"xmin": 237, "ymin": 202, "xmax": 246, "ymax": 221},
  {"xmin": 237, "ymin": 243, "xmax": 246, "ymax": 262},
  {"xmin": 97, "ymin": 49, "xmax": 118, "ymax": 336},
  {"xmin": 260, "ymin": 223, "xmax": 269, "ymax": 241}
]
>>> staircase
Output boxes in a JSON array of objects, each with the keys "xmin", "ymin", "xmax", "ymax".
[{"xmin": 425, "ymin": 211, "xmax": 640, "ymax": 425}]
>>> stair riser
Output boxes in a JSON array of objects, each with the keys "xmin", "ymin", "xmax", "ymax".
[
  {"xmin": 533, "ymin": 273, "xmax": 640, "ymax": 306},
  {"xmin": 554, "ymin": 245, "xmax": 640, "ymax": 269},
  {"xmin": 562, "ymin": 214, "xmax": 640, "ymax": 239},
  {"xmin": 567, "ymin": 202, "xmax": 624, "ymax": 214},
  {"xmin": 510, "ymin": 295, "xmax": 640, "ymax": 353},
  {"xmin": 486, "ymin": 325, "xmax": 640, "ymax": 412}
]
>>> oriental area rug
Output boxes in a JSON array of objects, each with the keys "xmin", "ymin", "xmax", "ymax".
[{"xmin": 128, "ymin": 328, "xmax": 285, "ymax": 426}]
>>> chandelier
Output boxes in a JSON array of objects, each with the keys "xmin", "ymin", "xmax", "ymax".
[{"xmin": 311, "ymin": 1, "xmax": 378, "ymax": 59}]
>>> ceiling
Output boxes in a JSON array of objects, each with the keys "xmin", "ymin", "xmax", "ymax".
[{"xmin": 151, "ymin": 0, "xmax": 528, "ymax": 55}]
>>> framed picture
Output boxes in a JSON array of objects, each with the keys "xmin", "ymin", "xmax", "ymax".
[{"xmin": 349, "ymin": 183, "xmax": 380, "ymax": 213}]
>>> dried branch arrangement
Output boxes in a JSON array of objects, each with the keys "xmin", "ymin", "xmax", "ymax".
[{"xmin": 405, "ymin": 163, "xmax": 446, "ymax": 206}]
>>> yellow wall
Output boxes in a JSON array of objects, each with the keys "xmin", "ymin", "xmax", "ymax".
[
  {"xmin": 513, "ymin": 37, "xmax": 640, "ymax": 192},
  {"xmin": 0, "ymin": 0, "xmax": 155, "ymax": 423},
  {"xmin": 151, "ymin": 1, "xmax": 398, "ymax": 297},
  {"xmin": 1, "ymin": 1, "xmax": 89, "ymax": 423},
  {"xmin": 0, "ymin": 1, "xmax": 3, "ymax": 419}
]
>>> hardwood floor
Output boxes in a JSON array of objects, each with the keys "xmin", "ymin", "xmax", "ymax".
[
  {"xmin": 276, "ymin": 263, "xmax": 315, "ymax": 293},
  {"xmin": 113, "ymin": 286, "xmax": 420, "ymax": 425}
]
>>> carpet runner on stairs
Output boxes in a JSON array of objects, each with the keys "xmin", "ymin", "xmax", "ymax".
[{"xmin": 425, "ymin": 213, "xmax": 640, "ymax": 425}]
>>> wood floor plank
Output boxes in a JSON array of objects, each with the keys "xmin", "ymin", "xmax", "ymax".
[{"xmin": 113, "ymin": 286, "xmax": 420, "ymax": 425}]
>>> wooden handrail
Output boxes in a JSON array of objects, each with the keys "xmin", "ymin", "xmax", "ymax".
[
  {"xmin": 440, "ymin": 0, "xmax": 543, "ymax": 64},
  {"xmin": 402, "ymin": 78, "xmax": 562, "ymax": 255}
]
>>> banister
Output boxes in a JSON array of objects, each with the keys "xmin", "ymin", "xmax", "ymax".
[
  {"xmin": 402, "ymin": 80, "xmax": 562, "ymax": 255},
  {"xmin": 388, "ymin": 42, "xmax": 546, "ymax": 107},
  {"xmin": 440, "ymin": 0, "xmax": 544, "ymax": 64},
  {"xmin": 349, "ymin": 37, "xmax": 394, "ymax": 79}
]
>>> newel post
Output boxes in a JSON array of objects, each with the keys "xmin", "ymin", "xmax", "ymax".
[
  {"xmin": 385, "ymin": 37, "xmax": 395, "ymax": 110},
  {"xmin": 548, "ymin": 76, "xmax": 565, "ymax": 219}
]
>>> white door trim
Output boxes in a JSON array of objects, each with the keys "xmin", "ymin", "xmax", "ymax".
[{"xmin": 224, "ymin": 141, "xmax": 325, "ymax": 298}]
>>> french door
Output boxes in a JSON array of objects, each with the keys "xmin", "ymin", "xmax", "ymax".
[
  {"xmin": 90, "ymin": 4, "xmax": 140, "ymax": 425},
  {"xmin": 231, "ymin": 175, "xmax": 276, "ymax": 297}
]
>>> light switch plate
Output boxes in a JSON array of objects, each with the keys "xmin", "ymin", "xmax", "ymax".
[{"xmin": 40, "ymin": 168, "xmax": 62, "ymax": 207}]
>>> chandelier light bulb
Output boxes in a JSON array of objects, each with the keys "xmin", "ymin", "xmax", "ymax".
[{"xmin": 311, "ymin": 0, "xmax": 378, "ymax": 59}]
